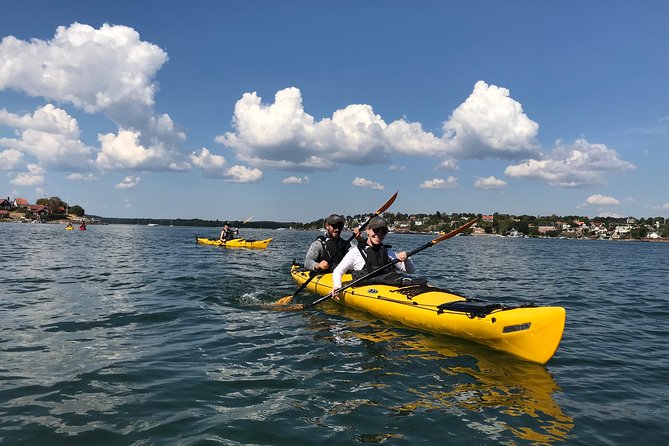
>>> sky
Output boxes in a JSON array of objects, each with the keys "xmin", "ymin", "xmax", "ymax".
[{"xmin": 1, "ymin": 1, "xmax": 668, "ymax": 222}]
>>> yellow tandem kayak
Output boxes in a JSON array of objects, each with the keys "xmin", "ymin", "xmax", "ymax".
[
  {"xmin": 290, "ymin": 265, "xmax": 565, "ymax": 364},
  {"xmin": 196, "ymin": 236, "xmax": 272, "ymax": 249}
]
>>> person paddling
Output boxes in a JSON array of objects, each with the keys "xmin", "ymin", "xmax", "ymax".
[
  {"xmin": 331, "ymin": 216, "xmax": 414, "ymax": 295},
  {"xmin": 305, "ymin": 214, "xmax": 362, "ymax": 273},
  {"xmin": 219, "ymin": 222, "xmax": 239, "ymax": 242}
]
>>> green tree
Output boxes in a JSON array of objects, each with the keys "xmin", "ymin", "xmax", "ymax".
[
  {"xmin": 631, "ymin": 226, "xmax": 648, "ymax": 239},
  {"xmin": 69, "ymin": 205, "xmax": 85, "ymax": 216},
  {"xmin": 46, "ymin": 196, "xmax": 67, "ymax": 214}
]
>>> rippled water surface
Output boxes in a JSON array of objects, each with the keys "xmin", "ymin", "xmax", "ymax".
[{"xmin": 1, "ymin": 223, "xmax": 667, "ymax": 445}]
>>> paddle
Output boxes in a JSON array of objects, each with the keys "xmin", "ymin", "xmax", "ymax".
[
  {"xmin": 275, "ymin": 191, "xmax": 399, "ymax": 305},
  {"xmin": 239, "ymin": 215, "xmax": 254, "ymax": 227},
  {"xmin": 302, "ymin": 216, "xmax": 480, "ymax": 310}
]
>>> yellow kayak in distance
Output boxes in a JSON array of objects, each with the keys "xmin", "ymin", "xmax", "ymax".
[
  {"xmin": 290, "ymin": 264, "xmax": 565, "ymax": 364},
  {"xmin": 196, "ymin": 236, "xmax": 272, "ymax": 249}
]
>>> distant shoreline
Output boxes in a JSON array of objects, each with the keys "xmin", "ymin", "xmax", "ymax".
[{"xmin": 3, "ymin": 219, "xmax": 667, "ymax": 243}]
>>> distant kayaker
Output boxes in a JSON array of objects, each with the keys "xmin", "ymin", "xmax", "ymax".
[
  {"xmin": 79, "ymin": 221, "xmax": 86, "ymax": 230},
  {"xmin": 305, "ymin": 214, "xmax": 362, "ymax": 273},
  {"xmin": 219, "ymin": 222, "xmax": 239, "ymax": 241},
  {"xmin": 331, "ymin": 216, "xmax": 414, "ymax": 293}
]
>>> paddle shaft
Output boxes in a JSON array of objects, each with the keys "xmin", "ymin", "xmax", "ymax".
[
  {"xmin": 239, "ymin": 215, "xmax": 253, "ymax": 227},
  {"xmin": 303, "ymin": 216, "xmax": 480, "ymax": 309}
]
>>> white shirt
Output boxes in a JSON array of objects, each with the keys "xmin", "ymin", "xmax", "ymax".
[{"xmin": 332, "ymin": 244, "xmax": 415, "ymax": 290}]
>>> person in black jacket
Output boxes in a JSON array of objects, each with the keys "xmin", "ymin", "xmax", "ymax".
[
  {"xmin": 331, "ymin": 216, "xmax": 414, "ymax": 291},
  {"xmin": 219, "ymin": 222, "xmax": 238, "ymax": 241},
  {"xmin": 304, "ymin": 214, "xmax": 361, "ymax": 273}
]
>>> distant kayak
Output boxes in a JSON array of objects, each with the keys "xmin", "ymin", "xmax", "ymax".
[
  {"xmin": 65, "ymin": 226, "xmax": 74, "ymax": 230},
  {"xmin": 290, "ymin": 264, "xmax": 565, "ymax": 364},
  {"xmin": 196, "ymin": 236, "xmax": 272, "ymax": 249}
]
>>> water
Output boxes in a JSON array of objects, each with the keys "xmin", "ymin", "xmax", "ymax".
[{"xmin": 1, "ymin": 223, "xmax": 667, "ymax": 445}]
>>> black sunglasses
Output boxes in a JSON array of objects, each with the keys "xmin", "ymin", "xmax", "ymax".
[{"xmin": 329, "ymin": 223, "xmax": 344, "ymax": 229}]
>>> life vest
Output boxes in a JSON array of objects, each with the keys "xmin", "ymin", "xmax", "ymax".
[
  {"xmin": 352, "ymin": 243, "xmax": 391, "ymax": 279},
  {"xmin": 222, "ymin": 228, "xmax": 236, "ymax": 241},
  {"xmin": 316, "ymin": 235, "xmax": 350, "ymax": 271},
  {"xmin": 352, "ymin": 243, "xmax": 427, "ymax": 287}
]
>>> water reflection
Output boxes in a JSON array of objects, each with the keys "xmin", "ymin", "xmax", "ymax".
[
  {"xmin": 399, "ymin": 335, "xmax": 573, "ymax": 443},
  {"xmin": 308, "ymin": 309, "xmax": 573, "ymax": 444}
]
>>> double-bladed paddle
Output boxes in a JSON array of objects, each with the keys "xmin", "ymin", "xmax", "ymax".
[
  {"xmin": 301, "ymin": 216, "xmax": 480, "ymax": 310},
  {"xmin": 275, "ymin": 191, "xmax": 399, "ymax": 305}
]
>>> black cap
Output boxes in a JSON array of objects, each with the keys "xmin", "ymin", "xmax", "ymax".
[
  {"xmin": 325, "ymin": 214, "xmax": 345, "ymax": 226},
  {"xmin": 224, "ymin": 221, "xmax": 230, "ymax": 226},
  {"xmin": 367, "ymin": 216, "xmax": 387, "ymax": 229}
]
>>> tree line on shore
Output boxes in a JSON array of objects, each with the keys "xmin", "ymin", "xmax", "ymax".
[
  {"xmin": 5, "ymin": 195, "xmax": 667, "ymax": 239},
  {"xmin": 99, "ymin": 211, "xmax": 668, "ymax": 239}
]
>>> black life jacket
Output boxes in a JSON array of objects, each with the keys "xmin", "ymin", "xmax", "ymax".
[
  {"xmin": 352, "ymin": 243, "xmax": 391, "ymax": 279},
  {"xmin": 317, "ymin": 235, "xmax": 351, "ymax": 271},
  {"xmin": 352, "ymin": 243, "xmax": 428, "ymax": 287}
]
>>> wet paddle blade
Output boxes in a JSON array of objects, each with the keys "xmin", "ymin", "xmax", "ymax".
[
  {"xmin": 375, "ymin": 190, "xmax": 398, "ymax": 215},
  {"xmin": 275, "ymin": 295, "xmax": 294, "ymax": 305},
  {"xmin": 431, "ymin": 216, "xmax": 480, "ymax": 244}
]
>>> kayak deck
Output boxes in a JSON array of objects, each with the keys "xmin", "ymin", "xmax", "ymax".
[
  {"xmin": 196, "ymin": 236, "xmax": 272, "ymax": 249},
  {"xmin": 290, "ymin": 265, "xmax": 565, "ymax": 364}
]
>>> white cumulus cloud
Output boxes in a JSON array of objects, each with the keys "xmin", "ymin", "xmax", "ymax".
[
  {"xmin": 190, "ymin": 148, "xmax": 227, "ymax": 177},
  {"xmin": 584, "ymin": 194, "xmax": 621, "ymax": 206},
  {"xmin": 216, "ymin": 82, "xmax": 541, "ymax": 172},
  {"xmin": 505, "ymin": 138, "xmax": 635, "ymax": 187},
  {"xmin": 0, "ymin": 23, "xmax": 166, "ymax": 114},
  {"xmin": 0, "ymin": 104, "xmax": 93, "ymax": 170},
  {"xmin": 96, "ymin": 129, "xmax": 188, "ymax": 171},
  {"xmin": 65, "ymin": 173, "xmax": 98, "ymax": 181},
  {"xmin": 282, "ymin": 175, "xmax": 309, "ymax": 184},
  {"xmin": 190, "ymin": 148, "xmax": 262, "ymax": 183},
  {"xmin": 115, "ymin": 176, "xmax": 140, "ymax": 189},
  {"xmin": 0, "ymin": 23, "xmax": 187, "ymax": 172},
  {"xmin": 352, "ymin": 177, "xmax": 384, "ymax": 190},
  {"xmin": 474, "ymin": 176, "xmax": 507, "ymax": 189},
  {"xmin": 224, "ymin": 165, "xmax": 263, "ymax": 183},
  {"xmin": 10, "ymin": 163, "xmax": 44, "ymax": 186},
  {"xmin": 420, "ymin": 177, "xmax": 458, "ymax": 189},
  {"xmin": 0, "ymin": 148, "xmax": 24, "ymax": 170},
  {"xmin": 442, "ymin": 81, "xmax": 540, "ymax": 159}
]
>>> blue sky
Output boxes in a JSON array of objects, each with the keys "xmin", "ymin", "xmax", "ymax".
[{"xmin": 1, "ymin": 1, "xmax": 667, "ymax": 221}]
